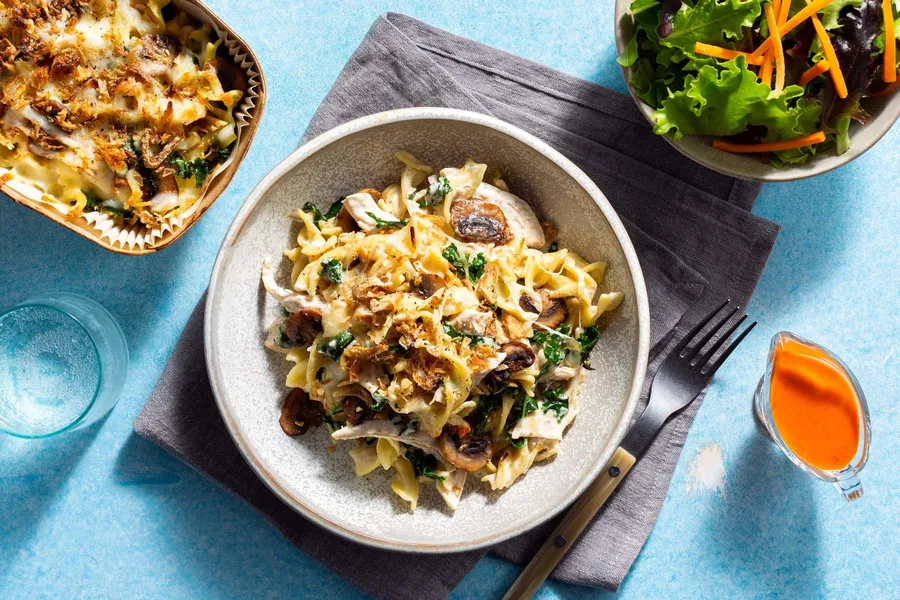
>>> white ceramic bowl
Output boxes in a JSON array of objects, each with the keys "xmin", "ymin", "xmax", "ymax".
[
  {"xmin": 614, "ymin": 1, "xmax": 900, "ymax": 181},
  {"xmin": 205, "ymin": 108, "xmax": 650, "ymax": 552}
]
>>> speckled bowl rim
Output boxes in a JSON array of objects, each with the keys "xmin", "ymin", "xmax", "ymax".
[
  {"xmin": 204, "ymin": 107, "xmax": 651, "ymax": 553},
  {"xmin": 613, "ymin": 0, "xmax": 900, "ymax": 182}
]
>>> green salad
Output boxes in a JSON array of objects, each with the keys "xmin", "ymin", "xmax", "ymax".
[{"xmin": 618, "ymin": 0, "xmax": 899, "ymax": 165}]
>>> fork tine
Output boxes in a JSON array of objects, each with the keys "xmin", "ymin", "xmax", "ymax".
[
  {"xmin": 684, "ymin": 306, "xmax": 740, "ymax": 363},
  {"xmin": 694, "ymin": 314, "xmax": 748, "ymax": 366},
  {"xmin": 672, "ymin": 299, "xmax": 731, "ymax": 357},
  {"xmin": 702, "ymin": 320, "xmax": 757, "ymax": 375}
]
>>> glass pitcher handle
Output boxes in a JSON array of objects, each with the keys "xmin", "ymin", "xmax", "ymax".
[{"xmin": 835, "ymin": 474, "xmax": 863, "ymax": 502}]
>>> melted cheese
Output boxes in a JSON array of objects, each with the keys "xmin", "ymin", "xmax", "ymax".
[{"xmin": 0, "ymin": 0, "xmax": 242, "ymax": 223}]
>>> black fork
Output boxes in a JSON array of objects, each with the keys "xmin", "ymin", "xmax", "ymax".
[
  {"xmin": 502, "ymin": 300, "xmax": 756, "ymax": 600},
  {"xmin": 621, "ymin": 299, "xmax": 757, "ymax": 457}
]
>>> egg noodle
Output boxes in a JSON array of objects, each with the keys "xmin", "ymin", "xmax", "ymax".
[
  {"xmin": 0, "ymin": 0, "xmax": 242, "ymax": 226},
  {"xmin": 263, "ymin": 152, "xmax": 623, "ymax": 511}
]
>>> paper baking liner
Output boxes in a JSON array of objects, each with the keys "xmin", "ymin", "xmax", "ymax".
[{"xmin": 6, "ymin": 0, "xmax": 262, "ymax": 252}]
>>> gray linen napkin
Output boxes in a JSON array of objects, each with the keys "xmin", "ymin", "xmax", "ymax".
[{"xmin": 135, "ymin": 13, "xmax": 779, "ymax": 599}]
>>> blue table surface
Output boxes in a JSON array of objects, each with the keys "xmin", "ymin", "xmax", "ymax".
[{"xmin": 2, "ymin": 1, "xmax": 898, "ymax": 598}]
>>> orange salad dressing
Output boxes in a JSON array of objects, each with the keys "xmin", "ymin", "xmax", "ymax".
[{"xmin": 769, "ymin": 338, "xmax": 860, "ymax": 471}]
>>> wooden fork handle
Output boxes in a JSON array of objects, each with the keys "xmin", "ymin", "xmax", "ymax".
[{"xmin": 501, "ymin": 446, "xmax": 637, "ymax": 600}]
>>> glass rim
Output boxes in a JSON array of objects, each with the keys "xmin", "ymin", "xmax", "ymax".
[
  {"xmin": 758, "ymin": 331, "xmax": 872, "ymax": 483},
  {"xmin": 0, "ymin": 299, "xmax": 104, "ymax": 439}
]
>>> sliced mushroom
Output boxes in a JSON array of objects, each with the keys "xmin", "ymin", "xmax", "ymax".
[
  {"xmin": 449, "ymin": 199, "xmax": 512, "ymax": 245},
  {"xmin": 282, "ymin": 307, "xmax": 324, "ymax": 346},
  {"xmin": 342, "ymin": 396, "xmax": 370, "ymax": 426},
  {"xmin": 440, "ymin": 430, "xmax": 493, "ymax": 472},
  {"xmin": 482, "ymin": 341, "xmax": 536, "ymax": 394},
  {"xmin": 518, "ymin": 292, "xmax": 540, "ymax": 315},
  {"xmin": 536, "ymin": 289, "xmax": 568, "ymax": 329},
  {"xmin": 473, "ymin": 183, "xmax": 545, "ymax": 248},
  {"xmin": 279, "ymin": 388, "xmax": 324, "ymax": 436},
  {"xmin": 130, "ymin": 34, "xmax": 178, "ymax": 77},
  {"xmin": 410, "ymin": 273, "xmax": 445, "ymax": 299}
]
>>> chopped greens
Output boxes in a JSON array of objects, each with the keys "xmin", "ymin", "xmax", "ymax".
[
  {"xmin": 542, "ymin": 385, "xmax": 569, "ymax": 422},
  {"xmin": 302, "ymin": 202, "xmax": 325, "ymax": 224},
  {"xmin": 442, "ymin": 322, "xmax": 492, "ymax": 347},
  {"xmin": 467, "ymin": 253, "xmax": 487, "ymax": 282},
  {"xmin": 388, "ymin": 344, "xmax": 409, "ymax": 357},
  {"xmin": 169, "ymin": 155, "xmax": 213, "ymax": 186},
  {"xmin": 547, "ymin": 241, "xmax": 559, "ymax": 252},
  {"xmin": 323, "ymin": 414, "xmax": 343, "ymax": 431},
  {"xmin": 417, "ymin": 176, "xmax": 452, "ymax": 207},
  {"xmin": 366, "ymin": 211, "xmax": 408, "ymax": 229},
  {"xmin": 577, "ymin": 325, "xmax": 601, "ymax": 368},
  {"xmin": 442, "ymin": 243, "xmax": 487, "ymax": 284},
  {"xmin": 474, "ymin": 393, "xmax": 504, "ymax": 435},
  {"xmin": 324, "ymin": 198, "xmax": 344, "ymax": 220},
  {"xmin": 317, "ymin": 331, "xmax": 354, "ymax": 360},
  {"xmin": 505, "ymin": 387, "xmax": 538, "ymax": 448},
  {"xmin": 405, "ymin": 448, "xmax": 445, "ymax": 482},
  {"xmin": 368, "ymin": 390, "xmax": 390, "ymax": 413},
  {"xmin": 319, "ymin": 258, "xmax": 343, "ymax": 283},
  {"xmin": 304, "ymin": 199, "xmax": 344, "ymax": 227},
  {"xmin": 532, "ymin": 324, "xmax": 571, "ymax": 366}
]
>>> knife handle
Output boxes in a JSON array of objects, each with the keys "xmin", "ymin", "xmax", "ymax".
[{"xmin": 500, "ymin": 446, "xmax": 637, "ymax": 600}]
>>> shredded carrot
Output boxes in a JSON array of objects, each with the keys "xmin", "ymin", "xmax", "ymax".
[
  {"xmin": 777, "ymin": 0, "xmax": 791, "ymax": 26},
  {"xmin": 694, "ymin": 42, "xmax": 766, "ymax": 65},
  {"xmin": 883, "ymin": 0, "xmax": 897, "ymax": 83},
  {"xmin": 764, "ymin": 3, "xmax": 786, "ymax": 96},
  {"xmin": 751, "ymin": 0, "xmax": 837, "ymax": 60},
  {"xmin": 772, "ymin": 0, "xmax": 782, "ymax": 20},
  {"xmin": 799, "ymin": 60, "xmax": 831, "ymax": 85},
  {"xmin": 871, "ymin": 80, "xmax": 900, "ymax": 97},
  {"xmin": 760, "ymin": 51, "xmax": 774, "ymax": 86},
  {"xmin": 809, "ymin": 10, "xmax": 849, "ymax": 98},
  {"xmin": 712, "ymin": 131, "xmax": 827, "ymax": 153}
]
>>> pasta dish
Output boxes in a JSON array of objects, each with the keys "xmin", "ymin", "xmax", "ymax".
[
  {"xmin": 0, "ymin": 0, "xmax": 243, "ymax": 227},
  {"xmin": 262, "ymin": 152, "xmax": 623, "ymax": 511}
]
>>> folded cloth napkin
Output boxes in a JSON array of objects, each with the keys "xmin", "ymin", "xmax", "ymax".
[{"xmin": 135, "ymin": 13, "xmax": 780, "ymax": 600}]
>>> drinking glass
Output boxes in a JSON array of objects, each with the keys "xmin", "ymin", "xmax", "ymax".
[
  {"xmin": 0, "ymin": 293, "xmax": 128, "ymax": 438},
  {"xmin": 753, "ymin": 332, "xmax": 871, "ymax": 502}
]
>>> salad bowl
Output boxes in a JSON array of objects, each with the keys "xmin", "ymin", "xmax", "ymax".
[
  {"xmin": 614, "ymin": 0, "xmax": 900, "ymax": 181},
  {"xmin": 205, "ymin": 108, "xmax": 650, "ymax": 552}
]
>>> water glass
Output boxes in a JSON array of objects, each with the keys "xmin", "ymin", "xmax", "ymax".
[{"xmin": 0, "ymin": 293, "xmax": 128, "ymax": 438}]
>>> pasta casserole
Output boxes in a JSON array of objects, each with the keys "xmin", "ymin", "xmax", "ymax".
[
  {"xmin": 262, "ymin": 152, "xmax": 623, "ymax": 511},
  {"xmin": 0, "ymin": 0, "xmax": 243, "ymax": 227}
]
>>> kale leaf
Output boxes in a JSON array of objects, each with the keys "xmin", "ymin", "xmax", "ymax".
[
  {"xmin": 418, "ymin": 176, "xmax": 452, "ymax": 207},
  {"xmin": 542, "ymin": 385, "xmax": 569, "ymax": 422},
  {"xmin": 319, "ymin": 258, "xmax": 343, "ymax": 283},
  {"xmin": 366, "ymin": 211, "xmax": 408, "ymax": 229},
  {"xmin": 317, "ymin": 331, "xmax": 354, "ymax": 360},
  {"xmin": 442, "ymin": 243, "xmax": 487, "ymax": 284},
  {"xmin": 442, "ymin": 322, "xmax": 491, "ymax": 347},
  {"xmin": 577, "ymin": 325, "xmax": 601, "ymax": 368},
  {"xmin": 406, "ymin": 448, "xmax": 445, "ymax": 482}
]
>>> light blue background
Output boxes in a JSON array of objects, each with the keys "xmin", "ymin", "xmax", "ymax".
[{"xmin": 1, "ymin": 1, "xmax": 897, "ymax": 598}]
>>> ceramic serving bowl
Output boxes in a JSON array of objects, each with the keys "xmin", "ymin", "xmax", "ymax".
[
  {"xmin": 205, "ymin": 108, "xmax": 650, "ymax": 552},
  {"xmin": 614, "ymin": 0, "xmax": 900, "ymax": 181},
  {"xmin": 3, "ymin": 0, "xmax": 266, "ymax": 254}
]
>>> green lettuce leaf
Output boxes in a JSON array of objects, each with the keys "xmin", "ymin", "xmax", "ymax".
[
  {"xmin": 660, "ymin": 0, "xmax": 762, "ymax": 54},
  {"xmin": 652, "ymin": 57, "xmax": 822, "ymax": 141}
]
